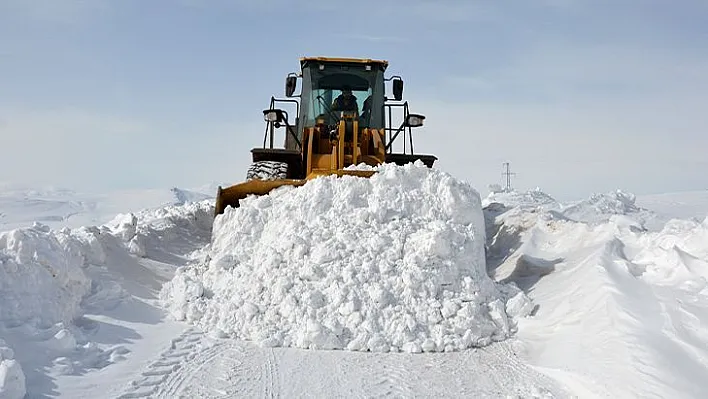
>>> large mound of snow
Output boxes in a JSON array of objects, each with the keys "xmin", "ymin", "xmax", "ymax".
[{"xmin": 162, "ymin": 162, "xmax": 532, "ymax": 353}]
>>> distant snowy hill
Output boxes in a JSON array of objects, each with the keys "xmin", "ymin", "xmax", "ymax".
[{"xmin": 0, "ymin": 183, "xmax": 216, "ymax": 232}]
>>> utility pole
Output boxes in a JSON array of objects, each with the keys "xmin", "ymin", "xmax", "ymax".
[{"xmin": 502, "ymin": 162, "xmax": 516, "ymax": 191}]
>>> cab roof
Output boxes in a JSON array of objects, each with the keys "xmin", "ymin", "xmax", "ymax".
[{"xmin": 299, "ymin": 56, "xmax": 389, "ymax": 70}]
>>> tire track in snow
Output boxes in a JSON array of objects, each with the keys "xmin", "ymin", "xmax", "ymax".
[
  {"xmin": 160, "ymin": 343, "xmax": 248, "ymax": 398},
  {"xmin": 118, "ymin": 332, "xmax": 276, "ymax": 399},
  {"xmin": 479, "ymin": 340, "xmax": 559, "ymax": 398},
  {"xmin": 116, "ymin": 328, "xmax": 206, "ymax": 399},
  {"xmin": 156, "ymin": 342, "xmax": 229, "ymax": 397},
  {"xmin": 263, "ymin": 348, "xmax": 280, "ymax": 399},
  {"xmin": 366, "ymin": 354, "xmax": 415, "ymax": 398},
  {"xmin": 118, "ymin": 332, "xmax": 570, "ymax": 398}
]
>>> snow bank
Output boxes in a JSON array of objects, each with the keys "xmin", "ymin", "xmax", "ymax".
[
  {"xmin": 0, "ymin": 200, "xmax": 213, "ymax": 329},
  {"xmin": 486, "ymin": 199, "xmax": 708, "ymax": 398},
  {"xmin": 0, "ymin": 339, "xmax": 25, "ymax": 399},
  {"xmin": 482, "ymin": 188, "xmax": 559, "ymax": 210},
  {"xmin": 0, "ymin": 200, "xmax": 214, "ymax": 395},
  {"xmin": 0, "ymin": 223, "xmax": 101, "ymax": 393},
  {"xmin": 561, "ymin": 189, "xmax": 657, "ymax": 227},
  {"xmin": 0, "ymin": 223, "xmax": 91, "ymax": 327},
  {"xmin": 104, "ymin": 200, "xmax": 214, "ymax": 261},
  {"xmin": 630, "ymin": 217, "xmax": 708, "ymax": 286},
  {"xmin": 162, "ymin": 162, "xmax": 533, "ymax": 353}
]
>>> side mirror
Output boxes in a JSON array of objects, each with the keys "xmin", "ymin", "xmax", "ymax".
[
  {"xmin": 285, "ymin": 75, "xmax": 297, "ymax": 97},
  {"xmin": 404, "ymin": 113, "xmax": 425, "ymax": 128},
  {"xmin": 392, "ymin": 78, "xmax": 403, "ymax": 101}
]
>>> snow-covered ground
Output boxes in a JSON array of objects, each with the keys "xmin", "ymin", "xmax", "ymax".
[{"xmin": 1, "ymin": 167, "xmax": 707, "ymax": 398}]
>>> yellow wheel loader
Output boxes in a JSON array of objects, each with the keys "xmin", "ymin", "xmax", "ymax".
[{"xmin": 214, "ymin": 56, "xmax": 437, "ymax": 216}]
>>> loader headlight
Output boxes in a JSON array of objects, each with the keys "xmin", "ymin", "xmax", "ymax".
[
  {"xmin": 405, "ymin": 113, "xmax": 425, "ymax": 128},
  {"xmin": 263, "ymin": 109, "xmax": 285, "ymax": 123}
]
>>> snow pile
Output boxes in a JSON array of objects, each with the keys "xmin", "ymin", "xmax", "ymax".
[
  {"xmin": 0, "ymin": 200, "xmax": 213, "ymax": 329},
  {"xmin": 0, "ymin": 200, "xmax": 214, "ymax": 394},
  {"xmin": 561, "ymin": 189, "xmax": 656, "ymax": 226},
  {"xmin": 482, "ymin": 188, "xmax": 559, "ymax": 210},
  {"xmin": 487, "ymin": 199, "xmax": 708, "ymax": 398},
  {"xmin": 162, "ymin": 161, "xmax": 533, "ymax": 353},
  {"xmin": 105, "ymin": 200, "xmax": 214, "ymax": 260},
  {"xmin": 0, "ymin": 339, "xmax": 25, "ymax": 399},
  {"xmin": 0, "ymin": 223, "xmax": 91, "ymax": 327},
  {"xmin": 630, "ymin": 216, "xmax": 708, "ymax": 286},
  {"xmin": 0, "ymin": 223, "xmax": 118, "ymax": 390}
]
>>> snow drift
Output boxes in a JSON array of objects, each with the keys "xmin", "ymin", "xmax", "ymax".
[
  {"xmin": 486, "ymin": 194, "xmax": 708, "ymax": 398},
  {"xmin": 0, "ymin": 224, "xmax": 91, "ymax": 328},
  {"xmin": 0, "ymin": 338, "xmax": 25, "ymax": 399},
  {"xmin": 104, "ymin": 200, "xmax": 214, "ymax": 261},
  {"xmin": 0, "ymin": 200, "xmax": 214, "ymax": 396},
  {"xmin": 560, "ymin": 189, "xmax": 656, "ymax": 226},
  {"xmin": 162, "ymin": 162, "xmax": 533, "ymax": 353},
  {"xmin": 483, "ymin": 188, "xmax": 559, "ymax": 210}
]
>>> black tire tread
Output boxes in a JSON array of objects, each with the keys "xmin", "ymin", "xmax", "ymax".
[{"xmin": 246, "ymin": 161, "xmax": 288, "ymax": 180}]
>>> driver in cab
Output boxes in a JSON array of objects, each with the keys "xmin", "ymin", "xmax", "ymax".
[{"xmin": 332, "ymin": 86, "xmax": 359, "ymax": 114}]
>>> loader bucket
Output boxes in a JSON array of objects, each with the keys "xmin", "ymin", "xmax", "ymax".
[
  {"xmin": 213, "ymin": 170, "xmax": 379, "ymax": 216},
  {"xmin": 214, "ymin": 178, "xmax": 307, "ymax": 216}
]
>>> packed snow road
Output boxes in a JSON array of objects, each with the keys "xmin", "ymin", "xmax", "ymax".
[{"xmin": 116, "ymin": 329, "xmax": 564, "ymax": 398}]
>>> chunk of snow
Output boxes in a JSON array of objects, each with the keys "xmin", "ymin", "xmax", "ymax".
[
  {"xmin": 0, "ymin": 339, "xmax": 25, "ymax": 399},
  {"xmin": 505, "ymin": 292, "xmax": 534, "ymax": 318}
]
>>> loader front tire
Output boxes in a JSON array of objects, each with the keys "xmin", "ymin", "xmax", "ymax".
[{"xmin": 246, "ymin": 161, "xmax": 289, "ymax": 181}]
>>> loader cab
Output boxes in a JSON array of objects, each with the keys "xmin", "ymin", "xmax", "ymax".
[
  {"xmin": 289, "ymin": 58, "xmax": 388, "ymax": 145},
  {"xmin": 300, "ymin": 59, "xmax": 386, "ymax": 127}
]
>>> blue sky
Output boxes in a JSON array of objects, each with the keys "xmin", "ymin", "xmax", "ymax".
[{"xmin": 1, "ymin": 0, "xmax": 706, "ymax": 200}]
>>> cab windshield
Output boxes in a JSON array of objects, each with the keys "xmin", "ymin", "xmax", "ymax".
[{"xmin": 301, "ymin": 64, "xmax": 384, "ymax": 129}]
